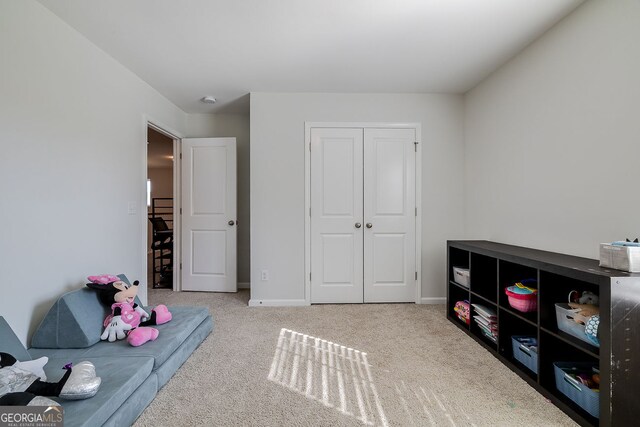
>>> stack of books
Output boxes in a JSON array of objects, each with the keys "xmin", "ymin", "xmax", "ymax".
[{"xmin": 472, "ymin": 303, "xmax": 498, "ymax": 343}]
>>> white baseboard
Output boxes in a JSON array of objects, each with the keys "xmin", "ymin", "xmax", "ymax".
[
  {"xmin": 238, "ymin": 282, "xmax": 250, "ymax": 289},
  {"xmin": 420, "ymin": 297, "xmax": 446, "ymax": 304},
  {"xmin": 248, "ymin": 299, "xmax": 309, "ymax": 307}
]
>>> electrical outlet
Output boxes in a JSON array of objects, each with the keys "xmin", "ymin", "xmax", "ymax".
[{"xmin": 261, "ymin": 270, "xmax": 269, "ymax": 281}]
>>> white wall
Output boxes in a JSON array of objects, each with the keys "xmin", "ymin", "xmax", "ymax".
[
  {"xmin": 148, "ymin": 168, "xmax": 174, "ymax": 200},
  {"xmin": 464, "ymin": 0, "xmax": 640, "ymax": 259},
  {"xmin": 0, "ymin": 1, "xmax": 187, "ymax": 345},
  {"xmin": 186, "ymin": 114, "xmax": 251, "ymax": 286},
  {"xmin": 250, "ymin": 93, "xmax": 464, "ymax": 304}
]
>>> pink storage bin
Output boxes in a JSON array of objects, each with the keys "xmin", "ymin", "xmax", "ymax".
[{"xmin": 505, "ymin": 287, "xmax": 537, "ymax": 312}]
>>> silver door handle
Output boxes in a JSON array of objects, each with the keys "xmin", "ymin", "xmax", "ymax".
[
  {"xmin": 228, "ymin": 220, "xmax": 235, "ymax": 226},
  {"xmin": 355, "ymin": 222, "xmax": 362, "ymax": 229},
  {"xmin": 366, "ymin": 223, "xmax": 373, "ymax": 229}
]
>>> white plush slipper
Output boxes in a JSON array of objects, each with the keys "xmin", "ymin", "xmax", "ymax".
[{"xmin": 59, "ymin": 361, "xmax": 101, "ymax": 400}]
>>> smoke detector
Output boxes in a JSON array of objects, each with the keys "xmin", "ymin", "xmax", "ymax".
[{"xmin": 201, "ymin": 96, "xmax": 217, "ymax": 104}]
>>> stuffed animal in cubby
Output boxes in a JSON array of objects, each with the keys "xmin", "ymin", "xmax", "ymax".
[
  {"xmin": 567, "ymin": 302, "xmax": 599, "ymax": 321},
  {"xmin": 86, "ymin": 275, "xmax": 172, "ymax": 347},
  {"xmin": 0, "ymin": 352, "xmax": 101, "ymax": 406},
  {"xmin": 578, "ymin": 291, "xmax": 599, "ymax": 305},
  {"xmin": 567, "ymin": 290, "xmax": 601, "ymax": 347},
  {"xmin": 568, "ymin": 290, "xmax": 599, "ymax": 306}
]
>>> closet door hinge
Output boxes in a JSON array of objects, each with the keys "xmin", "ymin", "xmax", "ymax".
[
  {"xmin": 180, "ymin": 262, "xmax": 183, "ymax": 270},
  {"xmin": 415, "ymin": 272, "xmax": 418, "ymax": 280},
  {"xmin": 415, "ymin": 207, "xmax": 417, "ymax": 217},
  {"xmin": 180, "ymin": 152, "xmax": 182, "ymax": 160},
  {"xmin": 309, "ymin": 207, "xmax": 311, "ymax": 217},
  {"xmin": 414, "ymin": 141, "xmax": 419, "ymax": 152},
  {"xmin": 180, "ymin": 208, "xmax": 182, "ymax": 215},
  {"xmin": 309, "ymin": 272, "xmax": 312, "ymax": 282}
]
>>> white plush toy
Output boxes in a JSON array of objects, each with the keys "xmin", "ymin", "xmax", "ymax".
[
  {"xmin": 0, "ymin": 352, "xmax": 101, "ymax": 406},
  {"xmin": 578, "ymin": 291, "xmax": 599, "ymax": 306}
]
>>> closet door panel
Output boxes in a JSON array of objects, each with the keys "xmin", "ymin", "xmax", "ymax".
[
  {"xmin": 364, "ymin": 128, "xmax": 416, "ymax": 302},
  {"xmin": 310, "ymin": 128, "xmax": 364, "ymax": 303},
  {"xmin": 372, "ymin": 233, "xmax": 405, "ymax": 282},
  {"xmin": 374, "ymin": 140, "xmax": 406, "ymax": 215}
]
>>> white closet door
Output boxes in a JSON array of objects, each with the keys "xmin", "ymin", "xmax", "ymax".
[
  {"xmin": 310, "ymin": 128, "xmax": 364, "ymax": 303},
  {"xmin": 363, "ymin": 128, "xmax": 416, "ymax": 302}
]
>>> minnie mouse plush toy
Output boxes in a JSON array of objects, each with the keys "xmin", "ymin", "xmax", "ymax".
[{"xmin": 86, "ymin": 275, "xmax": 172, "ymax": 347}]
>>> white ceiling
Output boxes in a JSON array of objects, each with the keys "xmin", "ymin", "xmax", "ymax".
[{"xmin": 38, "ymin": 0, "xmax": 583, "ymax": 114}]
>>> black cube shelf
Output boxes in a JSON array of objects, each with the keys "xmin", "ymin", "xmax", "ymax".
[{"xmin": 446, "ymin": 240, "xmax": 640, "ymax": 427}]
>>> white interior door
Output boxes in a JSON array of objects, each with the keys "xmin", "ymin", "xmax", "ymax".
[
  {"xmin": 310, "ymin": 128, "xmax": 364, "ymax": 303},
  {"xmin": 181, "ymin": 138, "xmax": 237, "ymax": 292},
  {"xmin": 364, "ymin": 128, "xmax": 416, "ymax": 302}
]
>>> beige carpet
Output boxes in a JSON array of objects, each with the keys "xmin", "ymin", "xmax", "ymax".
[{"xmin": 134, "ymin": 290, "xmax": 576, "ymax": 427}]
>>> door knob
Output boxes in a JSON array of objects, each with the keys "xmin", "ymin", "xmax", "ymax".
[
  {"xmin": 355, "ymin": 222, "xmax": 362, "ymax": 229},
  {"xmin": 228, "ymin": 220, "xmax": 235, "ymax": 226},
  {"xmin": 366, "ymin": 223, "xmax": 373, "ymax": 229}
]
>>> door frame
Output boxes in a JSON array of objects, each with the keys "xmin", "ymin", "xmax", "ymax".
[
  {"xmin": 304, "ymin": 122, "xmax": 423, "ymax": 305},
  {"xmin": 143, "ymin": 115, "xmax": 183, "ymax": 292}
]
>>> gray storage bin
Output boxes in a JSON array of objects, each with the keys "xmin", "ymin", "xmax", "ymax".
[
  {"xmin": 452, "ymin": 267, "xmax": 470, "ymax": 287},
  {"xmin": 555, "ymin": 303, "xmax": 599, "ymax": 347},
  {"xmin": 511, "ymin": 336, "xmax": 538, "ymax": 374},
  {"xmin": 553, "ymin": 362, "xmax": 600, "ymax": 419}
]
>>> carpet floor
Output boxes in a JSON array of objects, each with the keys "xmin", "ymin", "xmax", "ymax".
[{"xmin": 134, "ymin": 290, "xmax": 577, "ymax": 427}]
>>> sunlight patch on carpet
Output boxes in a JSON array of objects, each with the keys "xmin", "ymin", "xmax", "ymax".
[
  {"xmin": 267, "ymin": 328, "xmax": 480, "ymax": 426},
  {"xmin": 268, "ymin": 328, "xmax": 388, "ymax": 426}
]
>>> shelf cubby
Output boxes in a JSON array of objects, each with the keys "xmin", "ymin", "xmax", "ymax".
[
  {"xmin": 499, "ymin": 260, "xmax": 538, "ymax": 289},
  {"xmin": 469, "ymin": 297, "xmax": 498, "ymax": 350},
  {"xmin": 499, "ymin": 304, "xmax": 538, "ymax": 326},
  {"xmin": 498, "ymin": 260, "xmax": 538, "ymax": 324},
  {"xmin": 449, "ymin": 280, "xmax": 468, "ymax": 292},
  {"xmin": 470, "ymin": 253, "xmax": 497, "ymax": 302},
  {"xmin": 448, "ymin": 283, "xmax": 470, "ymax": 330},
  {"xmin": 539, "ymin": 330, "xmax": 600, "ymax": 426},
  {"xmin": 539, "ymin": 270, "xmax": 600, "ymax": 331},
  {"xmin": 498, "ymin": 310, "xmax": 538, "ymax": 381},
  {"xmin": 540, "ymin": 326, "xmax": 600, "ymax": 358},
  {"xmin": 449, "ymin": 246, "xmax": 469, "ymax": 285},
  {"xmin": 538, "ymin": 270, "xmax": 601, "ymax": 357},
  {"xmin": 447, "ymin": 240, "xmax": 640, "ymax": 427},
  {"xmin": 469, "ymin": 290, "xmax": 494, "ymax": 306},
  {"xmin": 449, "ymin": 246, "xmax": 469, "ymax": 268}
]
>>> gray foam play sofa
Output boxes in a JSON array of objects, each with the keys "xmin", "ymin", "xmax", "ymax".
[{"xmin": 0, "ymin": 275, "xmax": 212, "ymax": 427}]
